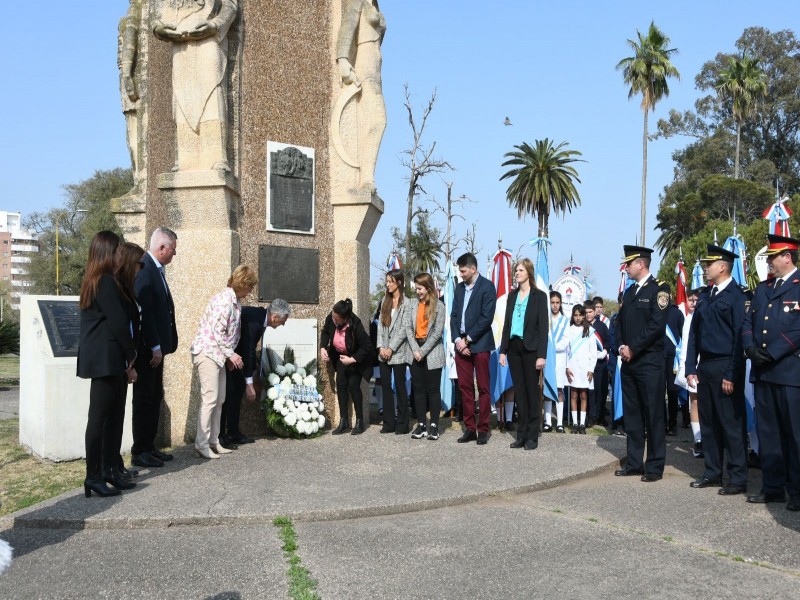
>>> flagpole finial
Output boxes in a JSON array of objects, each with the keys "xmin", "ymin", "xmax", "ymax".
[{"xmin": 714, "ymin": 230, "xmax": 718, "ymax": 244}]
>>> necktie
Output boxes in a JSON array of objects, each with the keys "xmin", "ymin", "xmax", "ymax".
[
  {"xmin": 774, "ymin": 278, "xmax": 784, "ymax": 292},
  {"xmin": 710, "ymin": 286, "xmax": 717, "ymax": 298},
  {"xmin": 159, "ymin": 266, "xmax": 170, "ymax": 296}
]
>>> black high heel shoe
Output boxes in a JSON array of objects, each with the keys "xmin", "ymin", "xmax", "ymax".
[
  {"xmin": 84, "ymin": 477, "xmax": 121, "ymax": 498},
  {"xmin": 351, "ymin": 419, "xmax": 364, "ymax": 435},
  {"xmin": 104, "ymin": 467, "xmax": 137, "ymax": 490}
]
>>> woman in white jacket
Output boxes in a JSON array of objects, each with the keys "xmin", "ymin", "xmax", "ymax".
[{"xmin": 563, "ymin": 304, "xmax": 597, "ymax": 434}]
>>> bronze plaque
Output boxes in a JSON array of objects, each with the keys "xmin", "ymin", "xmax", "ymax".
[
  {"xmin": 269, "ymin": 146, "xmax": 314, "ymax": 232},
  {"xmin": 258, "ymin": 245, "xmax": 319, "ymax": 304},
  {"xmin": 38, "ymin": 299, "xmax": 81, "ymax": 357}
]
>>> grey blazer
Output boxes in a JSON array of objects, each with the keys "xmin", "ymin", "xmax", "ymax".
[
  {"xmin": 406, "ymin": 298, "xmax": 446, "ymax": 370},
  {"xmin": 377, "ymin": 301, "xmax": 412, "ymax": 365}
]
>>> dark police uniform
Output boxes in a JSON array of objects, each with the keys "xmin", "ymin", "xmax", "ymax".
[
  {"xmin": 663, "ymin": 304, "xmax": 685, "ymax": 433},
  {"xmin": 685, "ymin": 246, "xmax": 747, "ymax": 490},
  {"xmin": 615, "ymin": 246, "xmax": 671, "ymax": 479},
  {"xmin": 742, "ymin": 234, "xmax": 800, "ymax": 506}
]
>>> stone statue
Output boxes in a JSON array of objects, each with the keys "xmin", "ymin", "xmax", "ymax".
[
  {"xmin": 118, "ymin": 0, "xmax": 142, "ymax": 190},
  {"xmin": 332, "ymin": 0, "xmax": 387, "ymax": 192},
  {"xmin": 153, "ymin": 0, "xmax": 238, "ymax": 173}
]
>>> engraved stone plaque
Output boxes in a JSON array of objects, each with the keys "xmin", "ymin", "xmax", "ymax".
[
  {"xmin": 37, "ymin": 299, "xmax": 81, "ymax": 357},
  {"xmin": 267, "ymin": 141, "xmax": 315, "ymax": 234},
  {"xmin": 258, "ymin": 245, "xmax": 320, "ymax": 304}
]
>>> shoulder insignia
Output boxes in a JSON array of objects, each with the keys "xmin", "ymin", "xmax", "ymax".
[{"xmin": 657, "ymin": 291, "xmax": 669, "ymax": 310}]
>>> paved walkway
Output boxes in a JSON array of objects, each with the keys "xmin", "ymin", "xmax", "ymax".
[{"xmin": 1, "ymin": 421, "xmax": 798, "ymax": 599}]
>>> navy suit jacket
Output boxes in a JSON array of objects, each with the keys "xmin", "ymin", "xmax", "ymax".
[
  {"xmin": 235, "ymin": 306, "xmax": 268, "ymax": 377},
  {"xmin": 743, "ymin": 271, "xmax": 800, "ymax": 385},
  {"xmin": 450, "ymin": 274, "xmax": 497, "ymax": 354},
  {"xmin": 134, "ymin": 253, "xmax": 178, "ymax": 355}
]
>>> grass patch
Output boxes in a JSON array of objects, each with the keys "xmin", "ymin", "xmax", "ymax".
[
  {"xmin": 0, "ymin": 355, "xmax": 19, "ymax": 385},
  {"xmin": 587, "ymin": 425, "xmax": 610, "ymax": 437},
  {"xmin": 663, "ymin": 536, "xmax": 673, "ymax": 542},
  {"xmin": 588, "ymin": 517, "xmax": 598, "ymax": 523},
  {"xmin": 273, "ymin": 516, "xmax": 320, "ymax": 600},
  {"xmin": 552, "ymin": 508, "xmax": 563, "ymax": 514},
  {"xmin": 0, "ymin": 419, "xmax": 84, "ymax": 516}
]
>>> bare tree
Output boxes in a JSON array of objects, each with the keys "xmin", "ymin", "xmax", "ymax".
[
  {"xmin": 429, "ymin": 181, "xmax": 476, "ymax": 266},
  {"xmin": 400, "ymin": 84, "xmax": 452, "ymax": 270}
]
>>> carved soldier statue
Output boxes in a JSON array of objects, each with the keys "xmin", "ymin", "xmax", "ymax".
[
  {"xmin": 153, "ymin": 0, "xmax": 238, "ymax": 173},
  {"xmin": 118, "ymin": 0, "xmax": 142, "ymax": 191}
]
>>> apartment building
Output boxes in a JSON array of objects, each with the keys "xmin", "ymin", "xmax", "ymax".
[{"xmin": 0, "ymin": 211, "xmax": 39, "ymax": 311}]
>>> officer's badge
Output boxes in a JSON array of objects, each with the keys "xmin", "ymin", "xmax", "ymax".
[
  {"xmin": 745, "ymin": 300, "xmax": 751, "ymax": 314},
  {"xmin": 657, "ymin": 291, "xmax": 669, "ymax": 310}
]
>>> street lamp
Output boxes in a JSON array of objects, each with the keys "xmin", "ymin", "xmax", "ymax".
[{"xmin": 55, "ymin": 209, "xmax": 87, "ymax": 296}]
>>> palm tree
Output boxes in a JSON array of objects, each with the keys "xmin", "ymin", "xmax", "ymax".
[
  {"xmin": 500, "ymin": 139, "xmax": 583, "ymax": 238},
  {"xmin": 716, "ymin": 54, "xmax": 767, "ymax": 179},
  {"xmin": 617, "ymin": 21, "xmax": 680, "ymax": 245}
]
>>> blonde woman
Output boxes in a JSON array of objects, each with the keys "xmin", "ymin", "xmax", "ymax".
[
  {"xmin": 407, "ymin": 273, "xmax": 446, "ymax": 440},
  {"xmin": 190, "ymin": 265, "xmax": 257, "ymax": 459}
]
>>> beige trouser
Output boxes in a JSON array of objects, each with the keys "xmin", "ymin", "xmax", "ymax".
[{"xmin": 193, "ymin": 353, "xmax": 226, "ymax": 450}]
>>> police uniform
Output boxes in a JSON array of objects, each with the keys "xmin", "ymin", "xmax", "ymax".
[
  {"xmin": 614, "ymin": 245, "xmax": 671, "ymax": 480},
  {"xmin": 685, "ymin": 245, "xmax": 747, "ymax": 492},
  {"xmin": 663, "ymin": 304, "xmax": 685, "ymax": 434},
  {"xmin": 742, "ymin": 235, "xmax": 800, "ymax": 509}
]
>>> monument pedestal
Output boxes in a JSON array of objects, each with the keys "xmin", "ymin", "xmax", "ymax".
[
  {"xmin": 329, "ymin": 187, "xmax": 383, "ymax": 427},
  {"xmin": 110, "ymin": 193, "xmax": 148, "ymax": 249},
  {"xmin": 157, "ymin": 170, "xmax": 240, "ymax": 445}
]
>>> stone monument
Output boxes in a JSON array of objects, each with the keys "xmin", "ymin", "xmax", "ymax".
[{"xmin": 112, "ymin": 1, "xmax": 386, "ymax": 443}]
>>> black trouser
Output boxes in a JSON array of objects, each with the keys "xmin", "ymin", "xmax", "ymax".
[
  {"xmin": 507, "ymin": 338, "xmax": 540, "ymax": 442},
  {"xmin": 754, "ymin": 381, "xmax": 800, "ymax": 498},
  {"xmin": 410, "ymin": 355, "xmax": 442, "ymax": 428},
  {"xmin": 222, "ymin": 367, "xmax": 246, "ymax": 437},
  {"xmin": 621, "ymin": 356, "xmax": 666, "ymax": 475},
  {"xmin": 132, "ymin": 348, "xmax": 165, "ymax": 455},
  {"xmin": 379, "ymin": 361, "xmax": 410, "ymax": 432},
  {"xmin": 664, "ymin": 354, "xmax": 679, "ymax": 431},
  {"xmin": 697, "ymin": 358, "xmax": 747, "ymax": 487},
  {"xmin": 86, "ymin": 374, "xmax": 128, "ymax": 478},
  {"xmin": 589, "ymin": 360, "xmax": 608, "ymax": 422},
  {"xmin": 335, "ymin": 361, "xmax": 363, "ymax": 422}
]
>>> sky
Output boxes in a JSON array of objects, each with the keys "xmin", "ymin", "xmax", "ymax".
[{"xmin": 0, "ymin": 1, "xmax": 795, "ymax": 297}]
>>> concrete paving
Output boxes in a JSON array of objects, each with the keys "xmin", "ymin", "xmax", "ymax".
[
  {"xmin": 0, "ymin": 386, "xmax": 18, "ymax": 420},
  {"xmin": 1, "ymin": 421, "xmax": 798, "ymax": 599}
]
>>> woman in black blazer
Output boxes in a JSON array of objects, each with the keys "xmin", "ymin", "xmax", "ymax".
[
  {"xmin": 319, "ymin": 298, "xmax": 373, "ymax": 435},
  {"xmin": 498, "ymin": 258, "xmax": 549, "ymax": 450},
  {"xmin": 77, "ymin": 232, "xmax": 139, "ymax": 497}
]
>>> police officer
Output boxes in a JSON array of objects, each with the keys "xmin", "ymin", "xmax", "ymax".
[
  {"xmin": 686, "ymin": 245, "xmax": 748, "ymax": 495},
  {"xmin": 743, "ymin": 234, "xmax": 800, "ymax": 511},
  {"xmin": 614, "ymin": 245, "xmax": 671, "ymax": 482}
]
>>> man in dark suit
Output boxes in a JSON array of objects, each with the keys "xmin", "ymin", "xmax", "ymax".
[
  {"xmin": 614, "ymin": 245, "xmax": 671, "ymax": 482},
  {"xmin": 131, "ymin": 227, "xmax": 178, "ymax": 468},
  {"xmin": 221, "ymin": 299, "xmax": 291, "ymax": 446},
  {"xmin": 686, "ymin": 245, "xmax": 748, "ymax": 495},
  {"xmin": 743, "ymin": 234, "xmax": 800, "ymax": 511},
  {"xmin": 450, "ymin": 252, "xmax": 497, "ymax": 445}
]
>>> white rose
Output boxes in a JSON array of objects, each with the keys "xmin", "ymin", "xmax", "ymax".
[
  {"xmin": 268, "ymin": 373, "xmax": 280, "ymax": 385},
  {"xmin": 285, "ymin": 363, "xmax": 296, "ymax": 375},
  {"xmin": 282, "ymin": 377, "xmax": 292, "ymax": 386},
  {"xmin": 310, "ymin": 409, "xmax": 318, "ymax": 418},
  {"xmin": 292, "ymin": 373, "xmax": 303, "ymax": 384},
  {"xmin": 275, "ymin": 365, "xmax": 287, "ymax": 376},
  {"xmin": 267, "ymin": 388, "xmax": 278, "ymax": 400},
  {"xmin": 303, "ymin": 376, "xmax": 316, "ymax": 387},
  {"xmin": 284, "ymin": 412, "xmax": 297, "ymax": 426},
  {"xmin": 317, "ymin": 415, "xmax": 326, "ymax": 427},
  {"xmin": 297, "ymin": 368, "xmax": 306, "ymax": 378},
  {"xmin": 311, "ymin": 423, "xmax": 319, "ymax": 433}
]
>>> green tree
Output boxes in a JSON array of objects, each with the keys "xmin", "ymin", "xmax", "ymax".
[
  {"xmin": 716, "ymin": 54, "xmax": 767, "ymax": 179},
  {"xmin": 391, "ymin": 212, "xmax": 443, "ymax": 278},
  {"xmin": 617, "ymin": 21, "xmax": 680, "ymax": 245},
  {"xmin": 499, "ymin": 138, "xmax": 583, "ymax": 238},
  {"xmin": 24, "ymin": 169, "xmax": 130, "ymax": 295}
]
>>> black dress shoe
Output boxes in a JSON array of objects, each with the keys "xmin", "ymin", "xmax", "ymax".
[
  {"xmin": 504, "ymin": 421, "xmax": 514, "ymax": 432},
  {"xmin": 787, "ymin": 498, "xmax": 800, "ymax": 511},
  {"xmin": 510, "ymin": 439, "xmax": 524, "ymax": 449},
  {"xmin": 103, "ymin": 467, "xmax": 136, "ymax": 491},
  {"xmin": 395, "ymin": 427, "xmax": 409, "ymax": 435},
  {"xmin": 690, "ymin": 477, "xmax": 722, "ymax": 489},
  {"xmin": 351, "ymin": 419, "xmax": 364, "ymax": 435},
  {"xmin": 457, "ymin": 430, "xmax": 478, "ymax": 443},
  {"xmin": 477, "ymin": 432, "xmax": 489, "ymax": 445},
  {"xmin": 379, "ymin": 425, "xmax": 395, "ymax": 433},
  {"xmin": 641, "ymin": 474, "xmax": 662, "ymax": 482},
  {"xmin": 331, "ymin": 420, "xmax": 350, "ymax": 435},
  {"xmin": 542, "ymin": 424, "xmax": 553, "ymax": 433},
  {"xmin": 524, "ymin": 439, "xmax": 538, "ymax": 451},
  {"xmin": 614, "ymin": 468, "xmax": 644, "ymax": 477},
  {"xmin": 132, "ymin": 451, "xmax": 164, "ymax": 468},
  {"xmin": 718, "ymin": 485, "xmax": 746, "ymax": 496},
  {"xmin": 746, "ymin": 492, "xmax": 786, "ymax": 504},
  {"xmin": 151, "ymin": 449, "xmax": 173, "ymax": 462},
  {"xmin": 228, "ymin": 434, "xmax": 255, "ymax": 444},
  {"xmin": 118, "ymin": 465, "xmax": 139, "ymax": 479}
]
